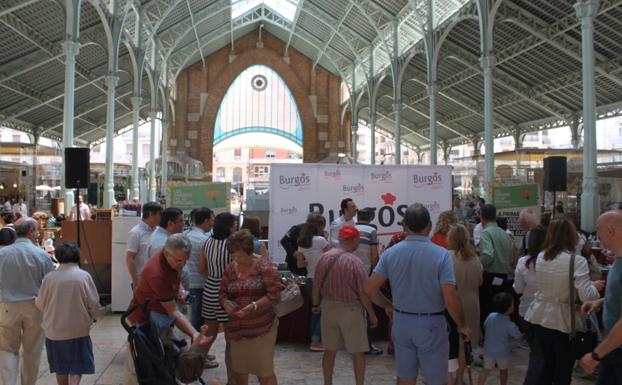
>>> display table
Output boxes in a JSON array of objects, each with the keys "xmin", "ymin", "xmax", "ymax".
[{"xmin": 61, "ymin": 220, "xmax": 112, "ymax": 297}]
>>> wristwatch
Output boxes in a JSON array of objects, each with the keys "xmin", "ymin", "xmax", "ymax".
[{"xmin": 591, "ymin": 351, "xmax": 601, "ymax": 361}]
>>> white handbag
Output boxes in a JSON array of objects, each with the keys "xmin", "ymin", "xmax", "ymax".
[{"xmin": 273, "ymin": 275, "xmax": 304, "ymax": 317}]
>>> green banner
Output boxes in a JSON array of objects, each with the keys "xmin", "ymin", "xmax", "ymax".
[
  {"xmin": 492, "ymin": 184, "xmax": 539, "ymax": 209},
  {"xmin": 169, "ymin": 183, "xmax": 231, "ymax": 213}
]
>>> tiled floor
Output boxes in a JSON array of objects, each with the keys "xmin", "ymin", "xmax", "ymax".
[{"xmin": 35, "ymin": 311, "xmax": 596, "ymax": 385}]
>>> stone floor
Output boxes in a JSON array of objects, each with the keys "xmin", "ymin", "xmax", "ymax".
[{"xmin": 35, "ymin": 311, "xmax": 596, "ymax": 385}]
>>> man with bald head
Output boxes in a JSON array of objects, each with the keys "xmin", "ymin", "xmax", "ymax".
[
  {"xmin": 366, "ymin": 204, "xmax": 471, "ymax": 385},
  {"xmin": 0, "ymin": 217, "xmax": 55, "ymax": 385},
  {"xmin": 579, "ymin": 210, "xmax": 622, "ymax": 384}
]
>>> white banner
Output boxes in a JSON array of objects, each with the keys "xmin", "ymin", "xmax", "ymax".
[{"xmin": 268, "ymin": 164, "xmax": 452, "ymax": 263}]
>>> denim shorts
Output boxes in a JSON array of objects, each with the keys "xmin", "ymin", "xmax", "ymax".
[{"xmin": 392, "ymin": 312, "xmax": 449, "ymax": 385}]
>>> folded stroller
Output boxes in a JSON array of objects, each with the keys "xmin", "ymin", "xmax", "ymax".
[{"xmin": 121, "ymin": 303, "xmax": 187, "ymax": 385}]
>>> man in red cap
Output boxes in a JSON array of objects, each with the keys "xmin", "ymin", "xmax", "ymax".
[{"xmin": 312, "ymin": 224, "xmax": 378, "ymax": 385}]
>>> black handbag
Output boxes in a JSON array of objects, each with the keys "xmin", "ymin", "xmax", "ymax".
[{"xmin": 568, "ymin": 253, "xmax": 599, "ymax": 359}]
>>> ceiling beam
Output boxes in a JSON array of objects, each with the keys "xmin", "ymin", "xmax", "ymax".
[
  {"xmin": 40, "ymin": 90, "xmax": 136, "ymax": 134},
  {"xmin": 76, "ymin": 104, "xmax": 149, "ymax": 142},
  {"xmin": 313, "ymin": 3, "xmax": 355, "ymax": 68}
]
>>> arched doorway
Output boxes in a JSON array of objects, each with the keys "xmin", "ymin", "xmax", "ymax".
[{"xmin": 212, "ymin": 65, "xmax": 304, "ymax": 206}]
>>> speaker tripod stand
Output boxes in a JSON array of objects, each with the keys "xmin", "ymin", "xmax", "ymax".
[{"xmin": 74, "ymin": 186, "xmax": 81, "ymax": 247}]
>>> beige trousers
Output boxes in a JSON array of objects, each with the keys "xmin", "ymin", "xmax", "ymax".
[{"xmin": 0, "ymin": 300, "xmax": 45, "ymax": 385}]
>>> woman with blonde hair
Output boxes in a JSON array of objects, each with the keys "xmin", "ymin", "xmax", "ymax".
[
  {"xmin": 431, "ymin": 210, "xmax": 457, "ymax": 249},
  {"xmin": 220, "ymin": 229, "xmax": 283, "ymax": 385},
  {"xmin": 448, "ymin": 224, "xmax": 483, "ymax": 385}
]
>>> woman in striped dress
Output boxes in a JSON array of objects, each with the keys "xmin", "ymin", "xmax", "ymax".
[{"xmin": 199, "ymin": 212, "xmax": 236, "ymax": 380}]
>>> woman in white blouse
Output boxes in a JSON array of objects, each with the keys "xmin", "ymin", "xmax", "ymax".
[
  {"xmin": 524, "ymin": 219, "xmax": 603, "ymax": 385},
  {"xmin": 513, "ymin": 224, "xmax": 547, "ymax": 343}
]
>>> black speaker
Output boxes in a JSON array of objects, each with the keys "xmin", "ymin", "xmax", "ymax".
[
  {"xmin": 65, "ymin": 147, "xmax": 90, "ymax": 188},
  {"xmin": 543, "ymin": 156, "xmax": 567, "ymax": 191}
]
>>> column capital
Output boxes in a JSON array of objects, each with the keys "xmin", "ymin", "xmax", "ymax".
[
  {"xmin": 575, "ymin": 0, "xmax": 600, "ymax": 20},
  {"xmin": 61, "ymin": 40, "xmax": 80, "ymax": 57},
  {"xmin": 479, "ymin": 55, "xmax": 497, "ymax": 71},
  {"xmin": 130, "ymin": 96, "xmax": 142, "ymax": 109},
  {"xmin": 105, "ymin": 74, "xmax": 119, "ymax": 88}
]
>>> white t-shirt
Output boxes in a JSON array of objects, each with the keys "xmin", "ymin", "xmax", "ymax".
[
  {"xmin": 473, "ymin": 222, "xmax": 483, "ymax": 246},
  {"xmin": 126, "ymin": 221, "xmax": 155, "ymax": 277},
  {"xmin": 298, "ymin": 236, "xmax": 329, "ymax": 278},
  {"xmin": 12, "ymin": 203, "xmax": 27, "ymax": 215},
  {"xmin": 329, "ymin": 215, "xmax": 354, "ymax": 247}
]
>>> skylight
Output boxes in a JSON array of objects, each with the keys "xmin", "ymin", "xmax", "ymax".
[{"xmin": 231, "ymin": 0, "xmax": 299, "ymax": 22}]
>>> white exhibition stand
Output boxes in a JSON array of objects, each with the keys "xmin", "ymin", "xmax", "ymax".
[{"xmin": 111, "ymin": 216, "xmax": 140, "ymax": 311}]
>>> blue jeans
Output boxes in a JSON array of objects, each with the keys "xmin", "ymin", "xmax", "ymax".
[
  {"xmin": 189, "ymin": 288, "xmax": 203, "ymax": 331},
  {"xmin": 305, "ymin": 278, "xmax": 321, "ymax": 343}
]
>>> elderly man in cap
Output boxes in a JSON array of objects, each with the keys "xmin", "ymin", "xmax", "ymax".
[
  {"xmin": 0, "ymin": 217, "xmax": 55, "ymax": 385},
  {"xmin": 312, "ymin": 224, "xmax": 378, "ymax": 385}
]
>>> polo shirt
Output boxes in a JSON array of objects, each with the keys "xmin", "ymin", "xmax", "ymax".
[
  {"xmin": 0, "ymin": 238, "xmax": 55, "ymax": 302},
  {"xmin": 126, "ymin": 220, "xmax": 154, "ymax": 276},
  {"xmin": 354, "ymin": 222, "xmax": 378, "ymax": 273},
  {"xmin": 479, "ymin": 223, "xmax": 513, "ymax": 275},
  {"xmin": 127, "ymin": 252, "xmax": 180, "ymax": 324},
  {"xmin": 374, "ymin": 235, "xmax": 455, "ymax": 313},
  {"xmin": 183, "ymin": 226, "xmax": 210, "ymax": 289},
  {"xmin": 604, "ymin": 257, "xmax": 622, "ymax": 333},
  {"xmin": 329, "ymin": 215, "xmax": 355, "ymax": 247},
  {"xmin": 147, "ymin": 226, "xmax": 170, "ymax": 257}
]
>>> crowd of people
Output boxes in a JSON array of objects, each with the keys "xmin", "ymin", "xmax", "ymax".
[{"xmin": 0, "ymin": 194, "xmax": 621, "ymax": 385}]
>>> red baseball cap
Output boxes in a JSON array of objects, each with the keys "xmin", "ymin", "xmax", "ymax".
[{"xmin": 338, "ymin": 225, "xmax": 360, "ymax": 241}]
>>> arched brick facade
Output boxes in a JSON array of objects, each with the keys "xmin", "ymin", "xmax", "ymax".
[{"xmin": 170, "ymin": 30, "xmax": 348, "ymax": 174}]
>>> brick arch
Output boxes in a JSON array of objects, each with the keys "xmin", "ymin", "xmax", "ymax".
[{"xmin": 198, "ymin": 48, "xmax": 318, "ymax": 173}]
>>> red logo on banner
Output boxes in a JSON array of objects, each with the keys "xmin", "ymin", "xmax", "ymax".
[{"xmin": 381, "ymin": 193, "xmax": 397, "ymax": 205}]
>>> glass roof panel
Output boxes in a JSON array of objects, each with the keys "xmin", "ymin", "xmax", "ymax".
[{"xmin": 231, "ymin": 0, "xmax": 300, "ymax": 22}]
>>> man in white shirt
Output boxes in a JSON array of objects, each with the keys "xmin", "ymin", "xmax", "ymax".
[
  {"xmin": 125, "ymin": 202, "xmax": 162, "ymax": 288},
  {"xmin": 69, "ymin": 195, "xmax": 91, "ymax": 221},
  {"xmin": 12, "ymin": 198, "xmax": 27, "ymax": 217},
  {"xmin": 329, "ymin": 198, "xmax": 357, "ymax": 247},
  {"xmin": 3, "ymin": 198, "xmax": 13, "ymax": 213}
]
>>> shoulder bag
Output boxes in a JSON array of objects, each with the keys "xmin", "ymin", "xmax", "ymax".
[{"xmin": 568, "ymin": 252, "xmax": 599, "ymax": 359}]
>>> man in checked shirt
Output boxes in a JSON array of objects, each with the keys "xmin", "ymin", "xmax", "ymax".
[{"xmin": 312, "ymin": 225, "xmax": 378, "ymax": 385}]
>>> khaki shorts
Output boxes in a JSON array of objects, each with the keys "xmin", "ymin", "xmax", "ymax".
[
  {"xmin": 321, "ymin": 300, "xmax": 368, "ymax": 353},
  {"xmin": 230, "ymin": 320, "xmax": 278, "ymax": 377},
  {"xmin": 484, "ymin": 356, "xmax": 509, "ymax": 370}
]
